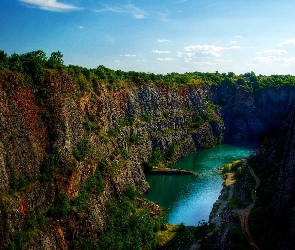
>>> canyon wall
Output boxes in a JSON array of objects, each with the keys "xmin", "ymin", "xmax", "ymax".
[{"xmin": 1, "ymin": 69, "xmax": 295, "ymax": 249}]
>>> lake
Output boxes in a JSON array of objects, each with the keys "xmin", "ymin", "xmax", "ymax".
[{"xmin": 145, "ymin": 142, "xmax": 257, "ymax": 226}]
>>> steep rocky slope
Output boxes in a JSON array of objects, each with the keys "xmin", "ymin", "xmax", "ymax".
[
  {"xmin": 246, "ymin": 107, "xmax": 295, "ymax": 250},
  {"xmin": 0, "ymin": 70, "xmax": 224, "ymax": 249},
  {"xmin": 1, "ymin": 68, "xmax": 295, "ymax": 249}
]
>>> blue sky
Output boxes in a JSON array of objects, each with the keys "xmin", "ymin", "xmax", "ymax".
[{"xmin": 1, "ymin": 0, "xmax": 295, "ymax": 75}]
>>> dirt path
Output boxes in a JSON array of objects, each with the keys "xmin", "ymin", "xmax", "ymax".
[{"xmin": 236, "ymin": 164, "xmax": 260, "ymax": 250}]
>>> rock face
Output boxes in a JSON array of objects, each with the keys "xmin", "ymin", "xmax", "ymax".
[
  {"xmin": 212, "ymin": 85, "xmax": 295, "ymax": 140},
  {"xmin": 250, "ymin": 107, "xmax": 295, "ymax": 249},
  {"xmin": 1, "ymin": 69, "xmax": 295, "ymax": 249}
]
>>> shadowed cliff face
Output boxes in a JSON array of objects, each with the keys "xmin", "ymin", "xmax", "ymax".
[
  {"xmin": 0, "ymin": 70, "xmax": 225, "ymax": 249},
  {"xmin": 1, "ymin": 69, "xmax": 295, "ymax": 249},
  {"xmin": 211, "ymin": 84, "xmax": 295, "ymax": 141}
]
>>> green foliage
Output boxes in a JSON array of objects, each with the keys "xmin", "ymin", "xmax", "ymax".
[
  {"xmin": 121, "ymin": 149, "xmax": 130, "ymax": 159},
  {"xmin": 149, "ymin": 147, "xmax": 164, "ymax": 167},
  {"xmin": 71, "ymin": 168, "xmax": 104, "ymax": 211},
  {"xmin": 143, "ymin": 147, "xmax": 165, "ymax": 172},
  {"xmin": 9, "ymin": 173, "xmax": 28, "ymax": 192},
  {"xmin": 142, "ymin": 112, "xmax": 151, "ymax": 122},
  {"xmin": 195, "ymin": 222, "xmax": 215, "ymax": 238},
  {"xmin": 165, "ymin": 143, "xmax": 178, "ymax": 160},
  {"xmin": 81, "ymin": 239, "xmax": 98, "ymax": 250},
  {"xmin": 46, "ymin": 51, "xmax": 64, "ymax": 69},
  {"xmin": 48, "ymin": 193, "xmax": 70, "ymax": 218},
  {"xmin": 6, "ymin": 212, "xmax": 47, "ymax": 250},
  {"xmin": 119, "ymin": 117, "xmax": 135, "ymax": 127},
  {"xmin": 193, "ymin": 111, "xmax": 205, "ymax": 128},
  {"xmin": 0, "ymin": 50, "xmax": 8, "ymax": 70},
  {"xmin": 72, "ymin": 139, "xmax": 91, "ymax": 162},
  {"xmin": 128, "ymin": 131, "xmax": 140, "ymax": 144},
  {"xmin": 163, "ymin": 112, "xmax": 170, "ymax": 119},
  {"xmin": 96, "ymin": 195, "xmax": 161, "ymax": 250},
  {"xmin": 40, "ymin": 151, "xmax": 60, "ymax": 182},
  {"xmin": 84, "ymin": 113, "xmax": 100, "ymax": 134},
  {"xmin": 107, "ymin": 128, "xmax": 120, "ymax": 137},
  {"xmin": 124, "ymin": 185, "xmax": 140, "ymax": 200}
]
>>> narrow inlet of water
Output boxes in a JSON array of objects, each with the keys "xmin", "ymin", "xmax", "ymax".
[{"xmin": 145, "ymin": 142, "xmax": 257, "ymax": 226}]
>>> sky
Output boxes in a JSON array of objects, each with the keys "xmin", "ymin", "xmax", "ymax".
[{"xmin": 1, "ymin": 0, "xmax": 295, "ymax": 75}]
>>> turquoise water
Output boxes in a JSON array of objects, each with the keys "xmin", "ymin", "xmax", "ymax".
[{"xmin": 145, "ymin": 143, "xmax": 257, "ymax": 226}]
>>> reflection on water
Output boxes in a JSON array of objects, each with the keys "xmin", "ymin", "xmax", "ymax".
[{"xmin": 145, "ymin": 143, "xmax": 257, "ymax": 226}]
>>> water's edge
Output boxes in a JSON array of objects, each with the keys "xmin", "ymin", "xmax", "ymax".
[{"xmin": 145, "ymin": 143, "xmax": 257, "ymax": 226}]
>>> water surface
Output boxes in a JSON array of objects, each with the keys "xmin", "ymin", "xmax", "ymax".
[{"xmin": 145, "ymin": 143, "xmax": 257, "ymax": 226}]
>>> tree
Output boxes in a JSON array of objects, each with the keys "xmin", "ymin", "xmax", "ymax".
[
  {"xmin": 0, "ymin": 50, "xmax": 8, "ymax": 70},
  {"xmin": 47, "ymin": 51, "xmax": 64, "ymax": 69}
]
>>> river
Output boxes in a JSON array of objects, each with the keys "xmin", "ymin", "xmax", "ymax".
[{"xmin": 145, "ymin": 142, "xmax": 258, "ymax": 226}]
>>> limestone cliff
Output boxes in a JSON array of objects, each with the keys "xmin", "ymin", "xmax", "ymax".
[
  {"xmin": 1, "ymin": 68, "xmax": 295, "ymax": 249},
  {"xmin": 0, "ymin": 70, "xmax": 224, "ymax": 249}
]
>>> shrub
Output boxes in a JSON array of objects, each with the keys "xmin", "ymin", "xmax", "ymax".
[
  {"xmin": 73, "ymin": 139, "xmax": 91, "ymax": 162},
  {"xmin": 142, "ymin": 112, "xmax": 151, "ymax": 122},
  {"xmin": 10, "ymin": 173, "xmax": 27, "ymax": 192},
  {"xmin": 71, "ymin": 169, "xmax": 104, "ymax": 211},
  {"xmin": 148, "ymin": 147, "xmax": 164, "ymax": 167},
  {"xmin": 48, "ymin": 193, "xmax": 70, "ymax": 218},
  {"xmin": 165, "ymin": 143, "xmax": 178, "ymax": 160},
  {"xmin": 128, "ymin": 132, "xmax": 139, "ymax": 144},
  {"xmin": 124, "ymin": 185, "xmax": 140, "ymax": 200},
  {"xmin": 107, "ymin": 128, "xmax": 120, "ymax": 137}
]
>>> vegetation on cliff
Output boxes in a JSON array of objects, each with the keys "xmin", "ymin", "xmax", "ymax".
[{"xmin": 1, "ymin": 49, "xmax": 295, "ymax": 249}]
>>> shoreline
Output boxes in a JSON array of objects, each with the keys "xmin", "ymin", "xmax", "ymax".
[{"xmin": 145, "ymin": 167, "xmax": 197, "ymax": 175}]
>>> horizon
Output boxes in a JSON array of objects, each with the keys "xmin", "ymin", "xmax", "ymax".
[{"xmin": 1, "ymin": 0, "xmax": 295, "ymax": 75}]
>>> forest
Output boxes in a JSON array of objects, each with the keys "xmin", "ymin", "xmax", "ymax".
[{"xmin": 1, "ymin": 50, "xmax": 295, "ymax": 92}]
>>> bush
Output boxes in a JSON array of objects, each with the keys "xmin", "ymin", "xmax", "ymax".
[
  {"xmin": 165, "ymin": 143, "xmax": 178, "ymax": 160},
  {"xmin": 10, "ymin": 173, "xmax": 27, "ymax": 192},
  {"xmin": 71, "ymin": 169, "xmax": 104, "ymax": 211},
  {"xmin": 128, "ymin": 132, "xmax": 139, "ymax": 144},
  {"xmin": 148, "ymin": 147, "xmax": 164, "ymax": 167},
  {"xmin": 107, "ymin": 128, "xmax": 120, "ymax": 137},
  {"xmin": 73, "ymin": 139, "xmax": 91, "ymax": 162},
  {"xmin": 124, "ymin": 185, "xmax": 140, "ymax": 200},
  {"xmin": 48, "ymin": 193, "xmax": 70, "ymax": 217},
  {"xmin": 142, "ymin": 112, "xmax": 151, "ymax": 122}
]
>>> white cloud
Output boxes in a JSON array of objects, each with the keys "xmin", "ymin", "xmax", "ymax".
[
  {"xmin": 19, "ymin": 0, "xmax": 80, "ymax": 11},
  {"xmin": 253, "ymin": 56, "xmax": 295, "ymax": 64},
  {"xmin": 158, "ymin": 39, "xmax": 172, "ymax": 43},
  {"xmin": 235, "ymin": 35, "xmax": 242, "ymax": 38},
  {"xmin": 185, "ymin": 52, "xmax": 195, "ymax": 57},
  {"xmin": 194, "ymin": 61, "xmax": 218, "ymax": 66},
  {"xmin": 95, "ymin": 4, "xmax": 147, "ymax": 19},
  {"xmin": 184, "ymin": 57, "xmax": 192, "ymax": 62},
  {"xmin": 277, "ymin": 39, "xmax": 295, "ymax": 46},
  {"xmin": 157, "ymin": 58, "xmax": 173, "ymax": 61},
  {"xmin": 79, "ymin": 26, "xmax": 84, "ymax": 29},
  {"xmin": 256, "ymin": 49, "xmax": 287, "ymax": 55},
  {"xmin": 184, "ymin": 44, "xmax": 240, "ymax": 57},
  {"xmin": 177, "ymin": 52, "xmax": 182, "ymax": 57},
  {"xmin": 152, "ymin": 50, "xmax": 170, "ymax": 54},
  {"xmin": 125, "ymin": 54, "xmax": 136, "ymax": 57},
  {"xmin": 230, "ymin": 40, "xmax": 237, "ymax": 43}
]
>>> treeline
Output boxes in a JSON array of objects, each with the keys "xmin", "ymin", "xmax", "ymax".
[{"xmin": 1, "ymin": 50, "xmax": 295, "ymax": 92}]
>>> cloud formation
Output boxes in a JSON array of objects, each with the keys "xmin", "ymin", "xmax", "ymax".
[
  {"xmin": 95, "ymin": 4, "xmax": 147, "ymax": 19},
  {"xmin": 184, "ymin": 44, "xmax": 240, "ymax": 57},
  {"xmin": 256, "ymin": 49, "xmax": 287, "ymax": 55},
  {"xmin": 19, "ymin": 0, "xmax": 80, "ymax": 11},
  {"xmin": 158, "ymin": 39, "xmax": 172, "ymax": 43},
  {"xmin": 277, "ymin": 39, "xmax": 295, "ymax": 46},
  {"xmin": 253, "ymin": 56, "xmax": 295, "ymax": 64},
  {"xmin": 152, "ymin": 50, "xmax": 170, "ymax": 54},
  {"xmin": 157, "ymin": 58, "xmax": 173, "ymax": 61}
]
